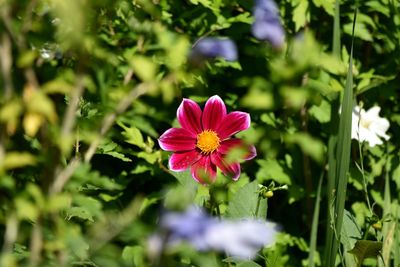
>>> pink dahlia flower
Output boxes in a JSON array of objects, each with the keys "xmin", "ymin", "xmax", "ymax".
[{"xmin": 158, "ymin": 95, "xmax": 256, "ymax": 183}]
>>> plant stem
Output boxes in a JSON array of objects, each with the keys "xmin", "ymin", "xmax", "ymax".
[{"xmin": 357, "ymin": 141, "xmax": 372, "ymax": 214}]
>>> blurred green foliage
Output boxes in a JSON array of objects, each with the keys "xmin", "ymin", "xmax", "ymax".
[{"xmin": 0, "ymin": 0, "xmax": 400, "ymax": 266}]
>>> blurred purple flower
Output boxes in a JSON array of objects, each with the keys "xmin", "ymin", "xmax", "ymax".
[
  {"xmin": 189, "ymin": 37, "xmax": 238, "ymax": 62},
  {"xmin": 252, "ymin": 0, "xmax": 285, "ymax": 48},
  {"xmin": 161, "ymin": 206, "xmax": 217, "ymax": 250},
  {"xmin": 152, "ymin": 206, "xmax": 278, "ymax": 259},
  {"xmin": 205, "ymin": 220, "xmax": 278, "ymax": 259}
]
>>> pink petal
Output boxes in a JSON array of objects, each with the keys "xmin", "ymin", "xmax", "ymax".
[
  {"xmin": 211, "ymin": 152, "xmax": 241, "ymax": 181},
  {"xmin": 216, "ymin": 111, "xmax": 250, "ymax": 140},
  {"xmin": 177, "ymin": 98, "xmax": 203, "ymax": 134},
  {"xmin": 202, "ymin": 95, "xmax": 227, "ymax": 130},
  {"xmin": 219, "ymin": 139, "xmax": 257, "ymax": 160},
  {"xmin": 245, "ymin": 145, "xmax": 257, "ymax": 160},
  {"xmin": 190, "ymin": 156, "xmax": 217, "ymax": 184},
  {"xmin": 158, "ymin": 128, "xmax": 196, "ymax": 151},
  {"xmin": 169, "ymin": 150, "xmax": 202, "ymax": 172}
]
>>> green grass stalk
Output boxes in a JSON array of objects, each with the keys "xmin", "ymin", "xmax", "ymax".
[
  {"xmin": 308, "ymin": 174, "xmax": 323, "ymax": 267},
  {"xmin": 326, "ymin": 9, "xmax": 357, "ymax": 267},
  {"xmin": 324, "ymin": 0, "xmax": 341, "ymax": 264}
]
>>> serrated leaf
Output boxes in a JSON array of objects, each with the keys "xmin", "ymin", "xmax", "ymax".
[
  {"xmin": 71, "ymin": 163, "xmax": 122, "ymax": 191},
  {"xmin": 137, "ymin": 151, "xmax": 160, "ymax": 164},
  {"xmin": 312, "ymin": 0, "xmax": 334, "ymax": 15},
  {"xmin": 226, "ymin": 181, "xmax": 267, "ymax": 219},
  {"xmin": 66, "ymin": 207, "xmax": 94, "ymax": 222},
  {"xmin": 119, "ymin": 123, "xmax": 145, "ymax": 148},
  {"xmin": 293, "ymin": 0, "xmax": 310, "ymax": 31},
  {"xmin": 103, "ymin": 151, "xmax": 132, "ymax": 162},
  {"xmin": 256, "ymin": 159, "xmax": 292, "ymax": 185},
  {"xmin": 75, "ymin": 195, "xmax": 103, "ymax": 217}
]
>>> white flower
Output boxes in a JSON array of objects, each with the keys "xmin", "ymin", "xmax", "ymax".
[{"xmin": 351, "ymin": 106, "xmax": 390, "ymax": 147}]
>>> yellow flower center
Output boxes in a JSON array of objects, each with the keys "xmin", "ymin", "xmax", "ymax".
[
  {"xmin": 196, "ymin": 130, "xmax": 220, "ymax": 154},
  {"xmin": 360, "ymin": 119, "xmax": 372, "ymax": 129}
]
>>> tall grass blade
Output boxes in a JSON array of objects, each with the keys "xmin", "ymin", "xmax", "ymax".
[
  {"xmin": 379, "ymin": 155, "xmax": 392, "ymax": 267},
  {"xmin": 394, "ymin": 205, "xmax": 400, "ymax": 267},
  {"xmin": 308, "ymin": 174, "xmax": 323, "ymax": 267},
  {"xmin": 326, "ymin": 9, "xmax": 357, "ymax": 267},
  {"xmin": 332, "ymin": 0, "xmax": 341, "ymax": 57},
  {"xmin": 324, "ymin": 0, "xmax": 341, "ymax": 264}
]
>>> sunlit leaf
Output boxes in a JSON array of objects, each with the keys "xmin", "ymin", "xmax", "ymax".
[
  {"xmin": 226, "ymin": 181, "xmax": 267, "ymax": 219},
  {"xmin": 3, "ymin": 152, "xmax": 37, "ymax": 170}
]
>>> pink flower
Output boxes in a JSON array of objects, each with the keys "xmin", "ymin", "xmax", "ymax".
[{"xmin": 158, "ymin": 95, "xmax": 256, "ymax": 183}]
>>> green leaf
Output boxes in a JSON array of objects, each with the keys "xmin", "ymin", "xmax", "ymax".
[
  {"xmin": 65, "ymin": 207, "xmax": 94, "ymax": 222},
  {"xmin": 137, "ymin": 151, "xmax": 161, "ymax": 164},
  {"xmin": 241, "ymin": 87, "xmax": 274, "ymax": 110},
  {"xmin": 17, "ymin": 50, "xmax": 38, "ymax": 68},
  {"xmin": 0, "ymin": 99, "xmax": 23, "ymax": 123},
  {"xmin": 236, "ymin": 261, "xmax": 262, "ymax": 267},
  {"xmin": 65, "ymin": 227, "xmax": 89, "ymax": 260},
  {"xmin": 226, "ymin": 181, "xmax": 267, "ymax": 219},
  {"xmin": 308, "ymin": 99, "xmax": 331, "ymax": 123},
  {"xmin": 285, "ymin": 133, "xmax": 325, "ymax": 163},
  {"xmin": 15, "ymin": 198, "xmax": 39, "ymax": 221},
  {"xmin": 46, "ymin": 194, "xmax": 72, "ymax": 212},
  {"xmin": 71, "ymin": 163, "xmax": 122, "ymax": 191},
  {"xmin": 130, "ymin": 56, "xmax": 157, "ymax": 81},
  {"xmin": 139, "ymin": 195, "xmax": 160, "ymax": 214},
  {"xmin": 341, "ymin": 210, "xmax": 362, "ymax": 266},
  {"xmin": 256, "ymin": 159, "xmax": 292, "ymax": 185},
  {"xmin": 98, "ymin": 141, "xmax": 132, "ymax": 162},
  {"xmin": 13, "ymin": 244, "xmax": 30, "ymax": 260},
  {"xmin": 42, "ymin": 79, "xmax": 73, "ymax": 94},
  {"xmin": 343, "ymin": 22, "xmax": 372, "ymax": 41},
  {"xmin": 3, "ymin": 152, "xmax": 37, "ymax": 170},
  {"xmin": 165, "ymin": 170, "xmax": 199, "ymax": 209},
  {"xmin": 122, "ymin": 246, "xmax": 145, "ymax": 266},
  {"xmin": 73, "ymin": 195, "xmax": 103, "ymax": 219},
  {"xmin": 118, "ymin": 122, "xmax": 145, "ymax": 148},
  {"xmin": 25, "ymin": 91, "xmax": 57, "ymax": 122},
  {"xmin": 348, "ymin": 240, "xmax": 383, "ymax": 264},
  {"xmin": 293, "ymin": 0, "xmax": 310, "ymax": 31},
  {"xmin": 312, "ymin": 0, "xmax": 334, "ymax": 15},
  {"xmin": 280, "ymin": 86, "xmax": 309, "ymax": 109},
  {"xmin": 169, "ymin": 170, "xmax": 198, "ymax": 189}
]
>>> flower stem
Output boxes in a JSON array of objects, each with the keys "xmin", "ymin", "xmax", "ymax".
[{"xmin": 357, "ymin": 141, "xmax": 372, "ymax": 215}]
